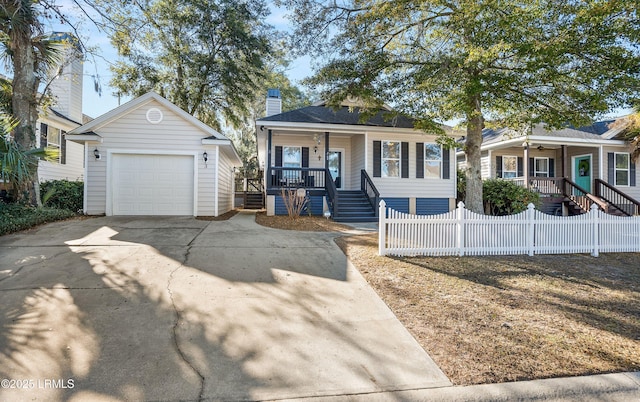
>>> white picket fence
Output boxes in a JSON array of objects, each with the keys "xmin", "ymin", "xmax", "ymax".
[{"xmin": 378, "ymin": 200, "xmax": 640, "ymax": 257}]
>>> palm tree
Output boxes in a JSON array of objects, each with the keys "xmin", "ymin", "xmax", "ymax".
[{"xmin": 622, "ymin": 107, "xmax": 640, "ymax": 162}]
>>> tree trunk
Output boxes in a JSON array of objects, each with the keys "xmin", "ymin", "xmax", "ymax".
[
  {"xmin": 464, "ymin": 94, "xmax": 485, "ymax": 214},
  {"xmin": 10, "ymin": 27, "xmax": 38, "ymax": 150}
]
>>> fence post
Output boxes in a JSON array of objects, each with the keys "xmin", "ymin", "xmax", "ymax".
[
  {"xmin": 527, "ymin": 203, "xmax": 535, "ymax": 256},
  {"xmin": 378, "ymin": 200, "xmax": 387, "ymax": 256},
  {"xmin": 457, "ymin": 201, "xmax": 465, "ymax": 256},
  {"xmin": 591, "ymin": 203, "xmax": 600, "ymax": 257}
]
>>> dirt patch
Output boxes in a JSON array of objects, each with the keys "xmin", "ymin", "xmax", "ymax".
[
  {"xmin": 196, "ymin": 209, "xmax": 239, "ymax": 221},
  {"xmin": 254, "ymin": 211, "xmax": 354, "ymax": 232},
  {"xmin": 336, "ymin": 234, "xmax": 640, "ymax": 385}
]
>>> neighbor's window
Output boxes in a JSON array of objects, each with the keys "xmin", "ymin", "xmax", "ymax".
[
  {"xmin": 424, "ymin": 143, "xmax": 442, "ymax": 178},
  {"xmin": 47, "ymin": 126, "xmax": 62, "ymax": 164},
  {"xmin": 502, "ymin": 155, "xmax": 517, "ymax": 178},
  {"xmin": 283, "ymin": 146, "xmax": 301, "ymax": 180},
  {"xmin": 382, "ymin": 141, "xmax": 400, "ymax": 177},
  {"xmin": 615, "ymin": 152, "xmax": 630, "ymax": 186},
  {"xmin": 534, "ymin": 157, "xmax": 549, "ymax": 177}
]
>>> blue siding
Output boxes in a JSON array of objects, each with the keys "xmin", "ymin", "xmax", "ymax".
[
  {"xmin": 416, "ymin": 198, "xmax": 450, "ymax": 215},
  {"xmin": 275, "ymin": 195, "xmax": 324, "ymax": 216},
  {"xmin": 382, "ymin": 197, "xmax": 410, "ymax": 214}
]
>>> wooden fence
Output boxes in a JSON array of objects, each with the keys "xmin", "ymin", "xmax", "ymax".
[{"xmin": 378, "ymin": 201, "xmax": 640, "ymax": 257}]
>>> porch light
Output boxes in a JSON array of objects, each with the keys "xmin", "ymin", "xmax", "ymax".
[
  {"xmin": 203, "ymin": 151, "xmax": 208, "ymax": 162},
  {"xmin": 314, "ymin": 145, "xmax": 318, "ymax": 154},
  {"xmin": 93, "ymin": 148, "xmax": 101, "ymax": 160}
]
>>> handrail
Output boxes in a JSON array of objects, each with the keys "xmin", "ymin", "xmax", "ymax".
[
  {"xmin": 562, "ymin": 178, "xmax": 607, "ymax": 213},
  {"xmin": 267, "ymin": 167, "xmax": 327, "ymax": 190},
  {"xmin": 361, "ymin": 169, "xmax": 380, "ymax": 217},
  {"xmin": 595, "ymin": 179, "xmax": 640, "ymax": 216},
  {"xmin": 325, "ymin": 168, "xmax": 338, "ymax": 217}
]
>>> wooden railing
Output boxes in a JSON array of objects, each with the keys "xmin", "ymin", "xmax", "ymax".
[
  {"xmin": 267, "ymin": 167, "xmax": 327, "ymax": 190},
  {"xmin": 595, "ymin": 179, "xmax": 640, "ymax": 216},
  {"xmin": 234, "ymin": 177, "xmax": 263, "ymax": 193},
  {"xmin": 361, "ymin": 169, "xmax": 380, "ymax": 217},
  {"xmin": 528, "ymin": 177, "xmax": 564, "ymax": 195},
  {"xmin": 563, "ymin": 178, "xmax": 607, "ymax": 213},
  {"xmin": 325, "ymin": 168, "xmax": 338, "ymax": 216}
]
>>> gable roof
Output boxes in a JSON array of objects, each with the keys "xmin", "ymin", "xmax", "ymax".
[
  {"xmin": 257, "ymin": 105, "xmax": 416, "ymax": 129},
  {"xmin": 481, "ymin": 124, "xmax": 608, "ymax": 147},
  {"xmin": 67, "ymin": 91, "xmax": 229, "ymax": 141}
]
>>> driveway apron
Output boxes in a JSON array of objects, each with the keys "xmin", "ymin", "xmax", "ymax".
[{"xmin": 0, "ymin": 212, "xmax": 450, "ymax": 401}]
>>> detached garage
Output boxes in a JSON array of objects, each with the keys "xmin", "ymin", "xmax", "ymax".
[{"xmin": 67, "ymin": 92, "xmax": 241, "ymax": 217}]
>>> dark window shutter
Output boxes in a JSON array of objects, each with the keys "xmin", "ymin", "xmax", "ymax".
[
  {"xmin": 517, "ymin": 157, "xmax": 524, "ymax": 177},
  {"xmin": 275, "ymin": 146, "xmax": 283, "ymax": 167},
  {"xmin": 631, "ymin": 160, "xmax": 636, "ymax": 187},
  {"xmin": 40, "ymin": 123, "xmax": 48, "ymax": 147},
  {"xmin": 442, "ymin": 147, "xmax": 450, "ymax": 179},
  {"xmin": 607, "ymin": 152, "xmax": 614, "ymax": 183},
  {"xmin": 373, "ymin": 141, "xmax": 381, "ymax": 177},
  {"xmin": 416, "ymin": 142, "xmax": 424, "ymax": 178},
  {"xmin": 529, "ymin": 158, "xmax": 534, "ymax": 176},
  {"xmin": 549, "ymin": 159, "xmax": 555, "ymax": 177},
  {"xmin": 401, "ymin": 142, "xmax": 409, "ymax": 178},
  {"xmin": 496, "ymin": 156, "xmax": 502, "ymax": 178},
  {"xmin": 60, "ymin": 131, "xmax": 67, "ymax": 164},
  {"xmin": 302, "ymin": 147, "xmax": 309, "ymax": 168}
]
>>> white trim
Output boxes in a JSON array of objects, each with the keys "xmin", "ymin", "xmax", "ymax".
[
  {"xmin": 572, "ymin": 154, "xmax": 593, "ymax": 192},
  {"xmin": 423, "ymin": 143, "xmax": 444, "ymax": 179},
  {"xmin": 65, "ymin": 133, "xmax": 103, "ymax": 143},
  {"xmin": 599, "ymin": 145, "xmax": 604, "ymax": 183},
  {"xmin": 533, "ymin": 157, "xmax": 550, "ymax": 177},
  {"xmin": 83, "ymin": 144, "xmax": 89, "ymax": 214},
  {"xmin": 214, "ymin": 146, "xmax": 220, "ymax": 217},
  {"xmin": 105, "ymin": 149, "xmax": 198, "ymax": 216},
  {"xmin": 256, "ymin": 120, "xmax": 431, "ymax": 136},
  {"xmin": 381, "ymin": 140, "xmax": 401, "ymax": 178},
  {"xmin": 201, "ymin": 138, "xmax": 233, "ymax": 145},
  {"xmin": 613, "ymin": 152, "xmax": 631, "ymax": 187},
  {"xmin": 328, "ymin": 147, "xmax": 346, "ymax": 189}
]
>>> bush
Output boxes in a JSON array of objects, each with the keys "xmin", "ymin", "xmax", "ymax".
[
  {"xmin": 483, "ymin": 179, "xmax": 540, "ymax": 215},
  {"xmin": 0, "ymin": 203, "xmax": 76, "ymax": 236},
  {"xmin": 40, "ymin": 179, "xmax": 83, "ymax": 212}
]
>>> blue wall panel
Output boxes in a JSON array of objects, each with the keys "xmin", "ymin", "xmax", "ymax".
[
  {"xmin": 382, "ymin": 197, "xmax": 410, "ymax": 214},
  {"xmin": 416, "ymin": 198, "xmax": 450, "ymax": 215},
  {"xmin": 275, "ymin": 195, "xmax": 324, "ymax": 216}
]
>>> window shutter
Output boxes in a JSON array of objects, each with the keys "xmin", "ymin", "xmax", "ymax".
[
  {"xmin": 416, "ymin": 143, "xmax": 424, "ymax": 179},
  {"xmin": 401, "ymin": 142, "xmax": 409, "ymax": 178},
  {"xmin": 302, "ymin": 147, "xmax": 309, "ymax": 168},
  {"xmin": 517, "ymin": 157, "xmax": 524, "ymax": 177},
  {"xmin": 631, "ymin": 160, "xmax": 636, "ymax": 187},
  {"xmin": 61, "ymin": 131, "xmax": 67, "ymax": 165},
  {"xmin": 442, "ymin": 147, "xmax": 450, "ymax": 179},
  {"xmin": 275, "ymin": 146, "xmax": 283, "ymax": 167},
  {"xmin": 549, "ymin": 159, "xmax": 555, "ymax": 177},
  {"xmin": 373, "ymin": 141, "xmax": 381, "ymax": 177},
  {"xmin": 496, "ymin": 156, "xmax": 502, "ymax": 178},
  {"xmin": 40, "ymin": 123, "xmax": 48, "ymax": 147},
  {"xmin": 529, "ymin": 158, "xmax": 534, "ymax": 176},
  {"xmin": 607, "ymin": 152, "xmax": 614, "ymax": 183}
]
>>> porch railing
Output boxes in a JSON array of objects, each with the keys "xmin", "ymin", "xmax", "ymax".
[
  {"xmin": 361, "ymin": 169, "xmax": 379, "ymax": 217},
  {"xmin": 326, "ymin": 168, "xmax": 338, "ymax": 216},
  {"xmin": 562, "ymin": 178, "xmax": 607, "ymax": 213},
  {"xmin": 595, "ymin": 179, "xmax": 640, "ymax": 216},
  {"xmin": 267, "ymin": 167, "xmax": 327, "ymax": 190},
  {"xmin": 234, "ymin": 177, "xmax": 263, "ymax": 193}
]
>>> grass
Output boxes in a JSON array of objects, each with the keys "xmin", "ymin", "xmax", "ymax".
[
  {"xmin": 0, "ymin": 203, "xmax": 77, "ymax": 236},
  {"xmin": 254, "ymin": 214, "xmax": 640, "ymax": 386}
]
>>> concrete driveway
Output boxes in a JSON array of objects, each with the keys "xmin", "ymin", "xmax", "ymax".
[{"xmin": 0, "ymin": 211, "xmax": 450, "ymax": 401}]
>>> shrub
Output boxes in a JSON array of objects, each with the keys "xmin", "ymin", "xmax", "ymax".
[
  {"xmin": 0, "ymin": 203, "xmax": 75, "ymax": 236},
  {"xmin": 280, "ymin": 188, "xmax": 309, "ymax": 219},
  {"xmin": 40, "ymin": 179, "xmax": 83, "ymax": 212},
  {"xmin": 483, "ymin": 179, "xmax": 540, "ymax": 215}
]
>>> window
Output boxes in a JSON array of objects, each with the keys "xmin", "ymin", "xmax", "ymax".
[
  {"xmin": 502, "ymin": 156, "xmax": 517, "ymax": 178},
  {"xmin": 615, "ymin": 152, "xmax": 630, "ymax": 186},
  {"xmin": 534, "ymin": 157, "xmax": 549, "ymax": 177},
  {"xmin": 382, "ymin": 141, "xmax": 400, "ymax": 177},
  {"xmin": 424, "ymin": 143, "xmax": 442, "ymax": 178},
  {"xmin": 283, "ymin": 146, "xmax": 301, "ymax": 180},
  {"xmin": 47, "ymin": 126, "xmax": 62, "ymax": 164}
]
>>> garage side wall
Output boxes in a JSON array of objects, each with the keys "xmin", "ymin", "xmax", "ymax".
[
  {"xmin": 85, "ymin": 99, "xmax": 217, "ymax": 216},
  {"xmin": 216, "ymin": 148, "xmax": 235, "ymax": 215}
]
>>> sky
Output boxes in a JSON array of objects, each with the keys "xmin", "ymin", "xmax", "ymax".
[{"xmin": 34, "ymin": 1, "xmax": 311, "ymax": 119}]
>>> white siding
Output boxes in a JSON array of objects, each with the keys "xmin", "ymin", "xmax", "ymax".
[
  {"xmin": 350, "ymin": 134, "xmax": 366, "ymax": 191},
  {"xmin": 366, "ymin": 132, "xmax": 456, "ymax": 198},
  {"xmin": 328, "ymin": 135, "xmax": 352, "ymax": 189},
  {"xmin": 49, "ymin": 55, "xmax": 83, "ymax": 122},
  {"xmin": 216, "ymin": 149, "xmax": 235, "ymax": 215},
  {"xmin": 271, "ymin": 133, "xmax": 326, "ymax": 169},
  {"xmin": 85, "ymin": 98, "xmax": 225, "ymax": 216},
  {"xmin": 37, "ymin": 116, "xmax": 84, "ymax": 182},
  {"xmin": 602, "ymin": 145, "xmax": 640, "ymax": 200}
]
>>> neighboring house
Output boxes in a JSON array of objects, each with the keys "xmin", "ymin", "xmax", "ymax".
[
  {"xmin": 256, "ymin": 90, "xmax": 461, "ymax": 222},
  {"xmin": 66, "ymin": 92, "xmax": 241, "ymax": 217},
  {"xmin": 37, "ymin": 32, "xmax": 86, "ymax": 182},
  {"xmin": 456, "ymin": 121, "xmax": 640, "ymax": 215}
]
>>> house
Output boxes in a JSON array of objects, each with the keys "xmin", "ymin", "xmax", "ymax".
[
  {"xmin": 37, "ymin": 32, "xmax": 87, "ymax": 182},
  {"xmin": 456, "ymin": 121, "xmax": 640, "ymax": 215},
  {"xmin": 66, "ymin": 92, "xmax": 241, "ymax": 216},
  {"xmin": 255, "ymin": 90, "xmax": 461, "ymax": 222}
]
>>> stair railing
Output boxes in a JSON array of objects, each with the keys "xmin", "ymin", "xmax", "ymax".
[
  {"xmin": 594, "ymin": 179, "xmax": 640, "ymax": 216},
  {"xmin": 562, "ymin": 178, "xmax": 607, "ymax": 213},
  {"xmin": 361, "ymin": 169, "xmax": 380, "ymax": 217},
  {"xmin": 325, "ymin": 168, "xmax": 338, "ymax": 218}
]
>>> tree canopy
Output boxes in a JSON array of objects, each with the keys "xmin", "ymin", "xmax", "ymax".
[{"xmin": 279, "ymin": 0, "xmax": 640, "ymax": 213}]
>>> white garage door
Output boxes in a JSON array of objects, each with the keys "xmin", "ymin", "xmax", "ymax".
[{"xmin": 112, "ymin": 154, "xmax": 195, "ymax": 215}]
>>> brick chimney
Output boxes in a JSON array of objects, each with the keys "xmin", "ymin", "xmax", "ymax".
[{"xmin": 265, "ymin": 88, "xmax": 282, "ymax": 117}]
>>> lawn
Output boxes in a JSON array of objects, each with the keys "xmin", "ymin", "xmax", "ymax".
[{"xmin": 255, "ymin": 214, "xmax": 640, "ymax": 386}]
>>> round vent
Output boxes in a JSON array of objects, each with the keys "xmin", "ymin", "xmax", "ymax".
[{"xmin": 146, "ymin": 108, "xmax": 163, "ymax": 124}]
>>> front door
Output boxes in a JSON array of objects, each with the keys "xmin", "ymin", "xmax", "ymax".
[
  {"xmin": 328, "ymin": 150, "xmax": 342, "ymax": 189},
  {"xmin": 574, "ymin": 155, "xmax": 592, "ymax": 194}
]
